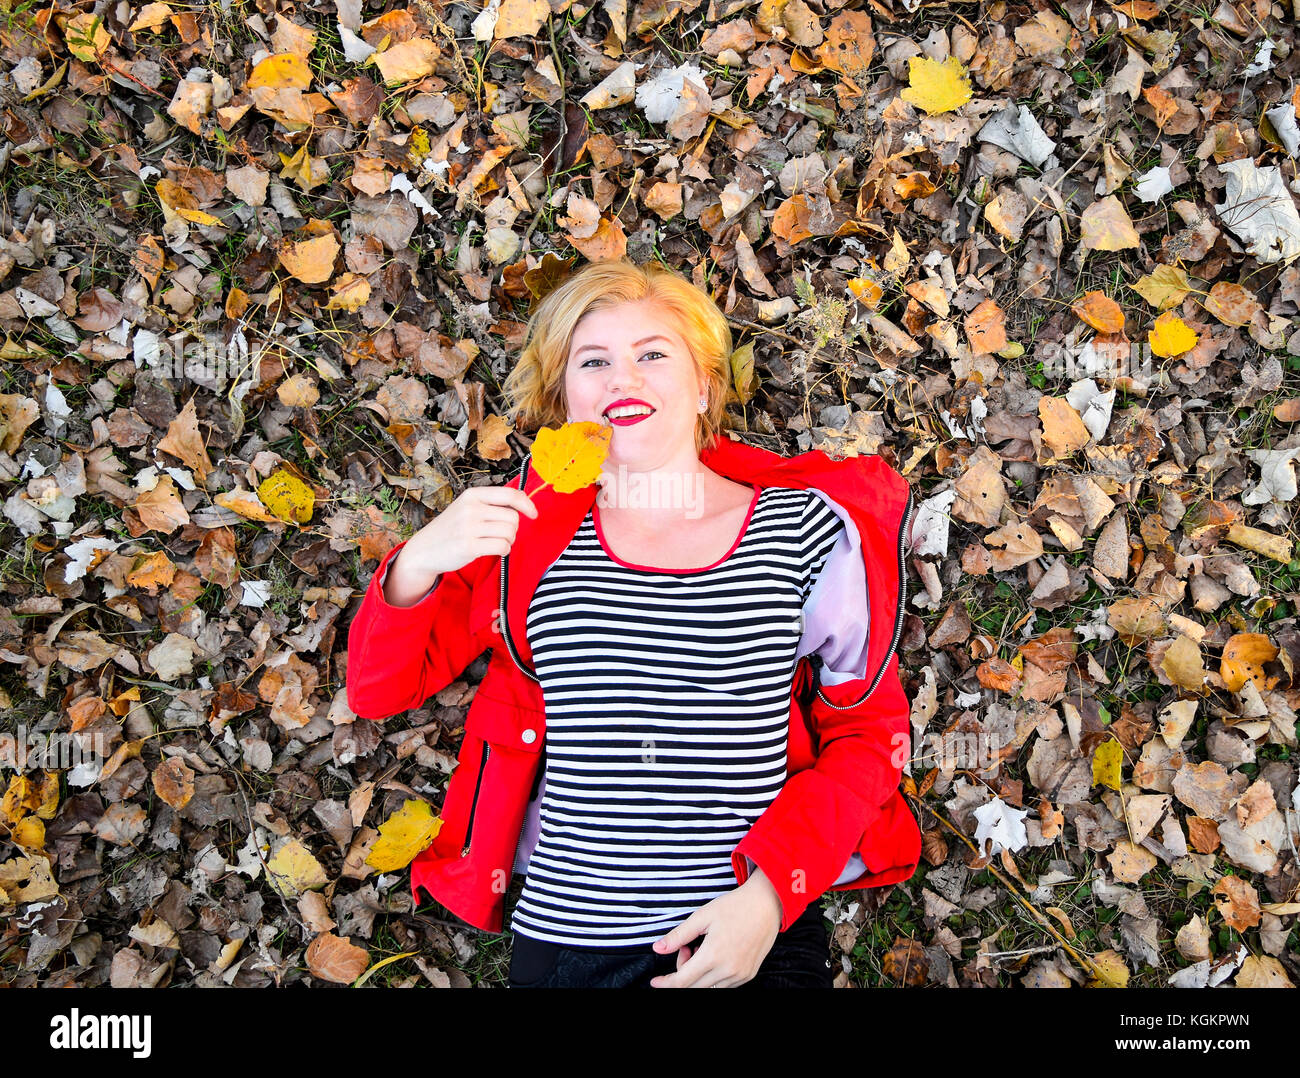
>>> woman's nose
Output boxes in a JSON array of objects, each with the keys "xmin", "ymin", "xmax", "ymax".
[{"xmin": 605, "ymin": 355, "xmax": 643, "ymax": 390}]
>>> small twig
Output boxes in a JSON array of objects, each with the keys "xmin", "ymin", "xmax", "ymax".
[{"xmin": 915, "ymin": 796, "xmax": 1108, "ymax": 983}]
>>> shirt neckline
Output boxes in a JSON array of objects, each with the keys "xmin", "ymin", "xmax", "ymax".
[{"xmin": 592, "ymin": 483, "xmax": 763, "ymax": 575}]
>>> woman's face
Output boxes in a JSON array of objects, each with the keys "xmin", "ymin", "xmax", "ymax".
[{"xmin": 563, "ymin": 299, "xmax": 708, "ymax": 466}]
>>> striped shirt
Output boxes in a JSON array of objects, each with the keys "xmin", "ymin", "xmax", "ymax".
[{"xmin": 509, "ymin": 484, "xmax": 846, "ymax": 947}]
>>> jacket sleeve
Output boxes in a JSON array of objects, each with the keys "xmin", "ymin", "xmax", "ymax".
[
  {"xmin": 345, "ymin": 539, "xmax": 494, "ymax": 721},
  {"xmin": 731, "ymin": 514, "xmax": 907, "ymax": 933}
]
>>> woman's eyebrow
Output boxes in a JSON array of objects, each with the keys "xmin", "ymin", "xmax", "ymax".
[{"xmin": 573, "ymin": 335, "xmax": 674, "ymax": 357}]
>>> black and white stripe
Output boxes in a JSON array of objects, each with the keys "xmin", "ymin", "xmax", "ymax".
[{"xmin": 510, "ymin": 486, "xmax": 844, "ymax": 947}]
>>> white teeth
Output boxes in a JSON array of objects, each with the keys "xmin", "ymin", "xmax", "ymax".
[{"xmin": 606, "ymin": 405, "xmax": 653, "ymax": 418}]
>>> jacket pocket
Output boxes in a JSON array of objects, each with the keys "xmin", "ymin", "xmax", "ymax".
[{"xmin": 457, "ymin": 675, "xmax": 546, "ymax": 858}]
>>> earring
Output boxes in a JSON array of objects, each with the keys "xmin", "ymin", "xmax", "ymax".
[{"xmin": 698, "ymin": 398, "xmax": 707, "ymax": 412}]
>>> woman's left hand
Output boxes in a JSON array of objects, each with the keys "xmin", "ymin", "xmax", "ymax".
[{"xmin": 649, "ymin": 867, "xmax": 784, "ymax": 987}]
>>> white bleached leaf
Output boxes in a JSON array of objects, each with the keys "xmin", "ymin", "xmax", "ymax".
[
  {"xmin": 16, "ymin": 288, "xmax": 58, "ymax": 318},
  {"xmin": 165, "ymin": 466, "xmax": 197, "ymax": 490},
  {"xmin": 909, "ymin": 487, "xmax": 957, "ymax": 559},
  {"xmin": 133, "ymin": 466, "xmax": 161, "ymax": 493},
  {"xmin": 390, "ymin": 173, "xmax": 439, "ymax": 217},
  {"xmin": 635, "ymin": 62, "xmax": 707, "ymax": 124},
  {"xmin": 44, "ymin": 381, "xmax": 71, "ymax": 418},
  {"xmin": 973, "ymin": 795, "xmax": 1029, "ymax": 857},
  {"xmin": 471, "ymin": 0, "xmax": 500, "ymax": 42},
  {"xmin": 1242, "ymin": 445, "xmax": 1300, "ymax": 505},
  {"xmin": 133, "ymin": 328, "xmax": 162, "ymax": 369},
  {"xmin": 580, "ymin": 60, "xmax": 637, "ymax": 110},
  {"xmin": 1266, "ymin": 101, "xmax": 1300, "ymax": 157},
  {"xmin": 1243, "ymin": 37, "xmax": 1275, "ymax": 77},
  {"xmin": 1065, "ymin": 378, "xmax": 1115, "ymax": 443},
  {"xmin": 1213, "ymin": 159, "xmax": 1300, "ymax": 264},
  {"xmin": 976, "ymin": 104, "xmax": 1057, "ymax": 167},
  {"xmin": 1133, "ymin": 165, "xmax": 1173, "ymax": 203},
  {"xmin": 339, "ymin": 25, "xmax": 375, "ymax": 62},
  {"xmin": 63, "ymin": 536, "xmax": 121, "ymax": 584},
  {"xmin": 240, "ymin": 579, "xmax": 272, "ymax": 608}
]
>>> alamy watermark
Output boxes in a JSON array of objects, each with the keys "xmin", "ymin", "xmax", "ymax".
[
  {"xmin": 2, "ymin": 725, "xmax": 109, "ymax": 771},
  {"xmin": 1037, "ymin": 338, "xmax": 1161, "ymax": 384},
  {"xmin": 134, "ymin": 327, "xmax": 261, "ymax": 390},
  {"xmin": 593, "ymin": 464, "xmax": 706, "ymax": 518}
]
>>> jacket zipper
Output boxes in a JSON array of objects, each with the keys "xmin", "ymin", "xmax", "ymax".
[
  {"xmin": 500, "ymin": 454, "xmax": 541, "ymax": 683},
  {"xmin": 813, "ymin": 484, "xmax": 914, "ymax": 711},
  {"xmin": 461, "ymin": 741, "xmax": 490, "ymax": 856}
]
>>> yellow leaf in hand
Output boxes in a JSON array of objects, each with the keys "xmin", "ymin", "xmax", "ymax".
[
  {"xmin": 531, "ymin": 421, "xmax": 612, "ymax": 493},
  {"xmin": 366, "ymin": 799, "xmax": 443, "ymax": 873},
  {"xmin": 899, "ymin": 56, "xmax": 972, "ymax": 115},
  {"xmin": 258, "ymin": 468, "xmax": 315, "ymax": 524}
]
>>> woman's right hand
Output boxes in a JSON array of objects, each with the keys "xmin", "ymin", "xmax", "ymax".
[{"xmin": 382, "ymin": 485, "xmax": 541, "ymax": 606}]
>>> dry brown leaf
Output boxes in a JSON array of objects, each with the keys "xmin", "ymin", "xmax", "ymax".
[
  {"xmin": 133, "ymin": 476, "xmax": 190, "ymax": 534},
  {"xmin": 157, "ymin": 397, "xmax": 214, "ymax": 481},
  {"xmin": 1038, "ymin": 396, "xmax": 1091, "ymax": 459},
  {"xmin": 1080, "ymin": 195, "xmax": 1140, "ymax": 251},
  {"xmin": 1211, "ymin": 875, "xmax": 1261, "ymax": 932},
  {"xmin": 152, "ymin": 758, "xmax": 195, "ymax": 810},
  {"xmin": 306, "ymin": 932, "xmax": 371, "ymax": 983}
]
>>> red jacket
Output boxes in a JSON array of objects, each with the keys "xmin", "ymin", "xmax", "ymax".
[{"xmin": 345, "ymin": 433, "xmax": 920, "ymax": 934}]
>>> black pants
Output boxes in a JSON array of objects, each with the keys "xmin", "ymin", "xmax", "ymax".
[{"xmin": 507, "ymin": 902, "xmax": 834, "ymax": 988}]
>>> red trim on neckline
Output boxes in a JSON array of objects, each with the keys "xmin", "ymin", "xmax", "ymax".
[{"xmin": 592, "ymin": 484, "xmax": 762, "ymax": 574}]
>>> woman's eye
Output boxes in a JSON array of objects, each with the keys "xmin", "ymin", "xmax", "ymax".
[{"xmin": 580, "ymin": 351, "xmax": 663, "ymax": 367}]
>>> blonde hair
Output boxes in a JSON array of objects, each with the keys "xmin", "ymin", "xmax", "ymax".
[{"xmin": 503, "ymin": 259, "xmax": 733, "ymax": 455}]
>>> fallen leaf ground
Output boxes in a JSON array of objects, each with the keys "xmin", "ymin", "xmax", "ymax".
[{"xmin": 1, "ymin": 0, "xmax": 1298, "ymax": 988}]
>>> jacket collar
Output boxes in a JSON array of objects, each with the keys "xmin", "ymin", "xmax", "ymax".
[{"xmin": 501, "ymin": 434, "xmax": 912, "ymax": 696}]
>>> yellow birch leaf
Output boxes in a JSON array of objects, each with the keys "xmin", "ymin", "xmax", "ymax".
[
  {"xmin": 267, "ymin": 839, "xmax": 329, "ymax": 897},
  {"xmin": 1148, "ymin": 310, "xmax": 1199, "ymax": 357},
  {"xmin": 371, "ymin": 38, "xmax": 441, "ymax": 85},
  {"xmin": 12, "ymin": 816, "xmax": 44, "ymax": 851},
  {"xmin": 1092, "ymin": 737, "xmax": 1123, "ymax": 791},
  {"xmin": 1133, "ymin": 264, "xmax": 1190, "ymax": 311},
  {"xmin": 1087, "ymin": 949, "xmax": 1130, "ymax": 988},
  {"xmin": 899, "ymin": 56, "xmax": 973, "ymax": 115},
  {"xmin": 247, "ymin": 53, "xmax": 314, "ymax": 91},
  {"xmin": 325, "ymin": 273, "xmax": 371, "ymax": 311},
  {"xmin": 278, "ymin": 233, "xmax": 339, "ymax": 284},
  {"xmin": 365, "ymin": 799, "xmax": 443, "ymax": 873},
  {"xmin": 257, "ymin": 469, "xmax": 315, "ymax": 524},
  {"xmin": 128, "ymin": 3, "xmax": 174, "ymax": 33},
  {"xmin": 531, "ymin": 421, "xmax": 612, "ymax": 493},
  {"xmin": 278, "ymin": 142, "xmax": 330, "ymax": 193},
  {"xmin": 494, "ymin": 0, "xmax": 551, "ymax": 39}
]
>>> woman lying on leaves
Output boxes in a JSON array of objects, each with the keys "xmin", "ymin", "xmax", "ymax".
[{"xmin": 345, "ymin": 259, "xmax": 920, "ymax": 988}]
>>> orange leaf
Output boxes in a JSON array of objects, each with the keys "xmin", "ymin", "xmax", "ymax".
[
  {"xmin": 1220, "ymin": 633, "xmax": 1279, "ymax": 692},
  {"xmin": 1072, "ymin": 290, "xmax": 1125, "ymax": 333},
  {"xmin": 964, "ymin": 297, "xmax": 1007, "ymax": 353}
]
